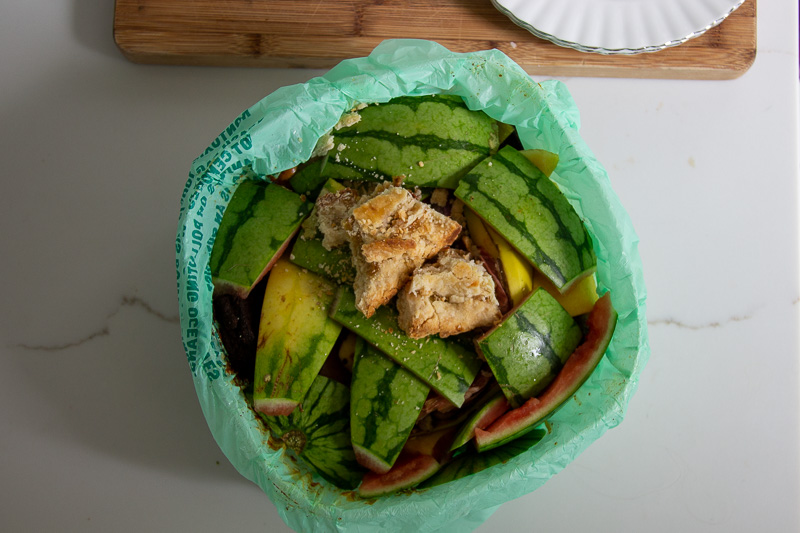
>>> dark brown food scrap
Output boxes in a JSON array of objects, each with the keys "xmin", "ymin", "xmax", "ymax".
[
  {"xmin": 477, "ymin": 251, "xmax": 511, "ymax": 314},
  {"xmin": 414, "ymin": 366, "xmax": 495, "ymax": 431},
  {"xmin": 317, "ymin": 333, "xmax": 352, "ymax": 386},
  {"xmin": 428, "ymin": 188, "xmax": 452, "ymax": 217},
  {"xmin": 275, "ymin": 166, "xmax": 297, "ymax": 183},
  {"xmin": 213, "ymin": 278, "xmax": 265, "ymax": 385}
]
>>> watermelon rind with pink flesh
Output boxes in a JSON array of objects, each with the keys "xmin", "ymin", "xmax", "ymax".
[
  {"xmin": 475, "ymin": 292, "xmax": 618, "ymax": 452},
  {"xmin": 357, "ymin": 453, "xmax": 442, "ymax": 498},
  {"xmin": 449, "ymin": 390, "xmax": 510, "ymax": 451}
]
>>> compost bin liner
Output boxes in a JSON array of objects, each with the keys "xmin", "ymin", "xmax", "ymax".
[{"xmin": 176, "ymin": 39, "xmax": 649, "ymax": 533}]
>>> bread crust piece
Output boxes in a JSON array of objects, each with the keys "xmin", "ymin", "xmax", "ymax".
[
  {"xmin": 349, "ymin": 184, "xmax": 461, "ymax": 317},
  {"xmin": 397, "ymin": 249, "xmax": 501, "ymax": 339}
]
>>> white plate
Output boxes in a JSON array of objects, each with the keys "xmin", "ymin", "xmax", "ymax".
[{"xmin": 491, "ymin": 0, "xmax": 746, "ymax": 55}]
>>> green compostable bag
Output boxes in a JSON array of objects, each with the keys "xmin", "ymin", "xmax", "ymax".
[{"xmin": 176, "ymin": 39, "xmax": 649, "ymax": 532}]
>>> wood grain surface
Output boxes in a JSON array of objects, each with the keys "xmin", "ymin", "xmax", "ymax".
[{"xmin": 113, "ymin": 0, "xmax": 756, "ymax": 79}]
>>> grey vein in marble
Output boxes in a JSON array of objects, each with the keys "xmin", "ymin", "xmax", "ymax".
[
  {"xmin": 13, "ymin": 296, "xmax": 179, "ymax": 352},
  {"xmin": 650, "ymin": 296, "xmax": 799, "ymax": 331},
  {"xmin": 648, "ymin": 314, "xmax": 752, "ymax": 330}
]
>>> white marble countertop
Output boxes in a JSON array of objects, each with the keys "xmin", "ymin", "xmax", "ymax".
[{"xmin": 1, "ymin": 2, "xmax": 798, "ymax": 532}]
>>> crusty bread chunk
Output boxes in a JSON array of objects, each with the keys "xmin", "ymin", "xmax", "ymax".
[
  {"xmin": 315, "ymin": 187, "xmax": 360, "ymax": 250},
  {"xmin": 397, "ymin": 249, "xmax": 501, "ymax": 339},
  {"xmin": 349, "ymin": 184, "xmax": 461, "ymax": 317}
]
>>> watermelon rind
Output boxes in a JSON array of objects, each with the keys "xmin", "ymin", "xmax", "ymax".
[
  {"xmin": 421, "ymin": 429, "xmax": 546, "ymax": 489},
  {"xmin": 289, "ymin": 234, "xmax": 356, "ymax": 285},
  {"xmin": 357, "ymin": 453, "xmax": 442, "ymax": 499},
  {"xmin": 330, "ymin": 286, "xmax": 482, "ymax": 407},
  {"xmin": 253, "ymin": 397, "xmax": 298, "ymax": 417},
  {"xmin": 454, "ymin": 145, "xmax": 596, "ymax": 291},
  {"xmin": 263, "ymin": 374, "xmax": 366, "ymax": 490},
  {"xmin": 449, "ymin": 390, "xmax": 509, "ymax": 451},
  {"xmin": 477, "ymin": 288, "xmax": 583, "ymax": 407},
  {"xmin": 209, "ymin": 181, "xmax": 311, "ymax": 298},
  {"xmin": 288, "ymin": 157, "xmax": 329, "ymax": 198},
  {"xmin": 350, "ymin": 339, "xmax": 430, "ymax": 473},
  {"xmin": 252, "ymin": 258, "xmax": 343, "ymax": 416},
  {"xmin": 289, "ymin": 178, "xmax": 356, "ymax": 284},
  {"xmin": 323, "ymin": 95, "xmax": 499, "ymax": 189},
  {"xmin": 475, "ymin": 293, "xmax": 618, "ymax": 452},
  {"xmin": 520, "ymin": 148, "xmax": 559, "ymax": 177}
]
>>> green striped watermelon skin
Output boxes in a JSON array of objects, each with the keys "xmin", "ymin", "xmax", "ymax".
[
  {"xmin": 449, "ymin": 389, "xmax": 509, "ymax": 451},
  {"xmin": 288, "ymin": 157, "xmax": 329, "ymax": 198},
  {"xmin": 454, "ymin": 145, "xmax": 596, "ymax": 291},
  {"xmin": 323, "ymin": 95, "xmax": 499, "ymax": 189},
  {"xmin": 262, "ymin": 375, "xmax": 366, "ymax": 490},
  {"xmin": 329, "ymin": 286, "xmax": 482, "ymax": 407},
  {"xmin": 289, "ymin": 234, "xmax": 356, "ymax": 285},
  {"xmin": 477, "ymin": 288, "xmax": 582, "ymax": 407},
  {"xmin": 289, "ymin": 178, "xmax": 355, "ymax": 284},
  {"xmin": 475, "ymin": 293, "xmax": 617, "ymax": 452},
  {"xmin": 350, "ymin": 338, "xmax": 430, "ymax": 473},
  {"xmin": 420, "ymin": 429, "xmax": 546, "ymax": 489},
  {"xmin": 210, "ymin": 181, "xmax": 311, "ymax": 297},
  {"xmin": 253, "ymin": 258, "xmax": 342, "ymax": 416}
]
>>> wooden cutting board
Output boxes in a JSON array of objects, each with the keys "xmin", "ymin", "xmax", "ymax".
[{"xmin": 113, "ymin": 0, "xmax": 756, "ymax": 80}]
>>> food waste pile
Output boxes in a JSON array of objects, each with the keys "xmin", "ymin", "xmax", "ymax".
[{"xmin": 210, "ymin": 95, "xmax": 618, "ymax": 498}]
